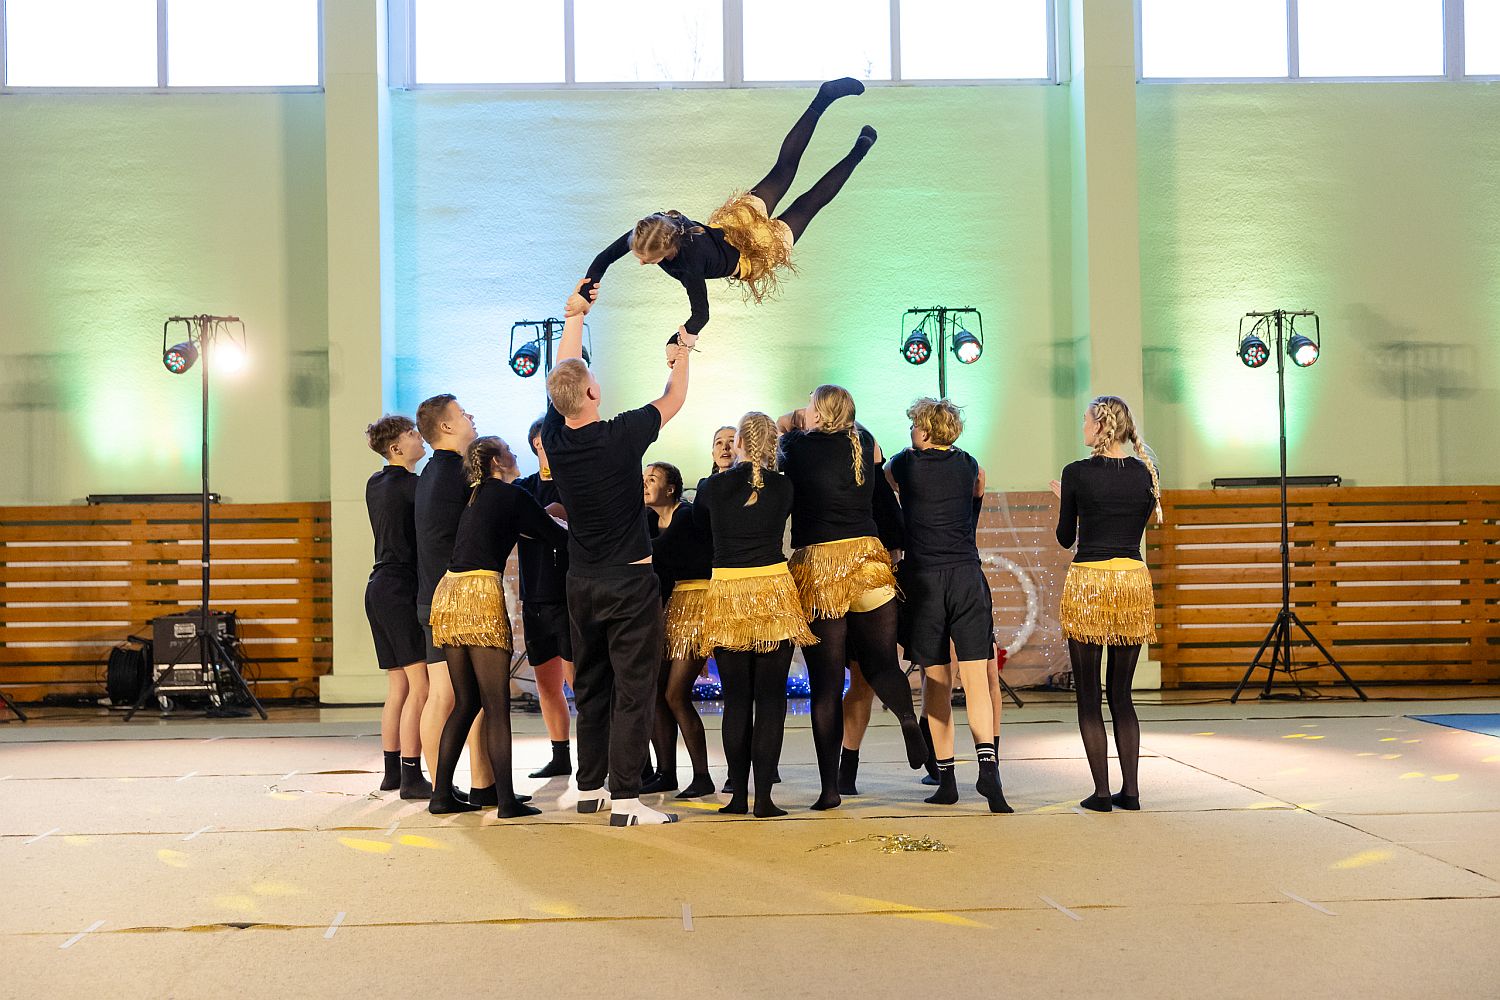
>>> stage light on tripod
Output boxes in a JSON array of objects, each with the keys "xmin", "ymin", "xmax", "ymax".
[
  {"xmin": 902, "ymin": 328, "xmax": 931, "ymax": 365},
  {"xmin": 1288, "ymin": 333, "xmax": 1319, "ymax": 368},
  {"xmin": 952, "ymin": 328, "xmax": 982, "ymax": 364},
  {"xmin": 1238, "ymin": 331, "xmax": 1270, "ymax": 369},
  {"xmin": 214, "ymin": 338, "xmax": 247, "ymax": 375},
  {"xmin": 510, "ymin": 341, "xmax": 541, "ymax": 378},
  {"xmin": 163, "ymin": 341, "xmax": 199, "ymax": 375}
]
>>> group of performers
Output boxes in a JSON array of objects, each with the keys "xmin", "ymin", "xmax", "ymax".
[{"xmin": 360, "ymin": 78, "xmax": 1163, "ymax": 826}]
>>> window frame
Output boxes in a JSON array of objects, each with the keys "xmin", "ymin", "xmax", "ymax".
[
  {"xmin": 0, "ymin": 0, "xmax": 325, "ymax": 94},
  {"xmin": 392, "ymin": 0, "xmax": 1062, "ymax": 90},
  {"xmin": 1138, "ymin": 0, "xmax": 1496, "ymax": 83}
]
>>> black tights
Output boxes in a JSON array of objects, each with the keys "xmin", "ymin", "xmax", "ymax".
[
  {"xmin": 649, "ymin": 656, "xmax": 710, "ymax": 780},
  {"xmin": 716, "ymin": 642, "xmax": 793, "ymax": 814},
  {"xmin": 1068, "ymin": 639, "xmax": 1142, "ymax": 797},
  {"xmin": 750, "ymin": 88, "xmax": 871, "ymax": 242},
  {"xmin": 804, "ymin": 601, "xmax": 917, "ymax": 800},
  {"xmin": 435, "ymin": 646, "xmax": 523, "ymax": 803}
]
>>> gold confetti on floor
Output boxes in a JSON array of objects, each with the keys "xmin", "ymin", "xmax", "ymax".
[{"xmin": 808, "ymin": 833, "xmax": 951, "ymax": 854}]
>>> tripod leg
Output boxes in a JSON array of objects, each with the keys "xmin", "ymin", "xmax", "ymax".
[
  {"xmin": 212, "ymin": 633, "xmax": 268, "ymax": 719},
  {"xmin": 1261, "ymin": 613, "xmax": 1290, "ymax": 699},
  {"xmin": 997, "ymin": 671, "xmax": 1024, "ymax": 709},
  {"xmin": 1289, "ymin": 612, "xmax": 1368, "ymax": 701},
  {"xmin": 1232, "ymin": 617, "xmax": 1280, "ymax": 703},
  {"xmin": 126, "ymin": 620, "xmax": 192, "ymax": 721},
  {"xmin": 0, "ymin": 687, "xmax": 27, "ymax": 722}
]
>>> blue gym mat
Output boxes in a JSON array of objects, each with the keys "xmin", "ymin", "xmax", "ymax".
[{"xmin": 1409, "ymin": 714, "xmax": 1500, "ymax": 738}]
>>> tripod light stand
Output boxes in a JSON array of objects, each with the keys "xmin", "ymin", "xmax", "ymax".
[
  {"xmin": 509, "ymin": 318, "xmax": 590, "ymax": 378},
  {"xmin": 127, "ymin": 316, "xmax": 267, "ymax": 721},
  {"xmin": 899, "ymin": 306, "xmax": 985, "ymax": 400},
  {"xmin": 1230, "ymin": 309, "xmax": 1366, "ymax": 702}
]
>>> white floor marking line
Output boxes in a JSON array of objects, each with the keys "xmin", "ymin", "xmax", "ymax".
[
  {"xmin": 1282, "ymin": 891, "xmax": 1336, "ymax": 915},
  {"xmin": 681, "ymin": 903, "xmax": 694, "ymax": 931},
  {"xmin": 0, "ymin": 775, "xmax": 12, "ymax": 781},
  {"xmin": 183, "ymin": 825, "xmax": 213, "ymax": 842},
  {"xmin": 1040, "ymin": 896, "xmax": 1082, "ymax": 921},
  {"xmin": 1070, "ymin": 806, "xmax": 1087, "ymax": 816},
  {"xmin": 325, "ymin": 912, "xmax": 346, "ymax": 940},
  {"xmin": 176, "ymin": 771, "xmax": 199, "ymax": 783},
  {"xmin": 384, "ymin": 819, "xmax": 401, "ymax": 837},
  {"xmin": 281, "ymin": 770, "xmax": 298, "ymax": 780},
  {"xmin": 201, "ymin": 736, "xmax": 223, "ymax": 744},
  {"xmin": 60, "ymin": 920, "xmax": 105, "ymax": 950},
  {"xmin": 24, "ymin": 827, "xmax": 60, "ymax": 845}
]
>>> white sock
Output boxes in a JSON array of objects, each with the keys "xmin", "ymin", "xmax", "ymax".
[
  {"xmin": 610, "ymin": 796, "xmax": 679, "ymax": 826},
  {"xmin": 577, "ymin": 787, "xmax": 611, "ymax": 811}
]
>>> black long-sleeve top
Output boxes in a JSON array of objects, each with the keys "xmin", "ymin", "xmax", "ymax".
[
  {"xmin": 1054, "ymin": 456, "xmax": 1156, "ymax": 562},
  {"xmin": 415, "ymin": 449, "xmax": 468, "ymax": 605},
  {"xmin": 585, "ymin": 223, "xmax": 741, "ymax": 337},
  {"xmin": 514, "ymin": 472, "xmax": 568, "ymax": 603},
  {"xmin": 780, "ymin": 426, "xmax": 900, "ymax": 550},
  {"xmin": 695, "ymin": 464, "xmax": 794, "ymax": 569},
  {"xmin": 449, "ymin": 478, "xmax": 569, "ymax": 575},
  {"xmin": 887, "ymin": 446, "xmax": 982, "ymax": 571},
  {"xmin": 649, "ymin": 499, "xmax": 714, "ymax": 601},
  {"xmin": 366, "ymin": 465, "xmax": 419, "ymax": 577}
]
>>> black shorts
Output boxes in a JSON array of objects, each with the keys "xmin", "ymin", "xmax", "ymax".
[
  {"xmin": 522, "ymin": 600, "xmax": 573, "ymax": 665},
  {"xmin": 366, "ymin": 571, "xmax": 425, "ymax": 670},
  {"xmin": 900, "ymin": 562, "xmax": 994, "ymax": 667},
  {"xmin": 416, "ymin": 603, "xmax": 443, "ymax": 664}
]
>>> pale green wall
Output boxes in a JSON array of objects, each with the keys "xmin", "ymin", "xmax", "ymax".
[
  {"xmin": 0, "ymin": 95, "xmax": 329, "ymax": 503},
  {"xmin": 1138, "ymin": 83, "xmax": 1500, "ymax": 487},
  {"xmin": 391, "ymin": 86, "xmax": 1077, "ymax": 489}
]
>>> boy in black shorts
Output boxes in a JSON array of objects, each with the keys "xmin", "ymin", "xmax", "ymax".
[
  {"xmin": 887, "ymin": 397, "xmax": 1011, "ymax": 813},
  {"xmin": 541, "ymin": 280, "xmax": 691, "ymax": 826}
]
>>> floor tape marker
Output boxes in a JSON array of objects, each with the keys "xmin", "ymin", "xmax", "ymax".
[
  {"xmin": 1040, "ymin": 896, "xmax": 1082, "ymax": 921},
  {"xmin": 681, "ymin": 903, "xmax": 694, "ymax": 931},
  {"xmin": 176, "ymin": 771, "xmax": 199, "ymax": 783},
  {"xmin": 183, "ymin": 825, "xmax": 213, "ymax": 842},
  {"xmin": 24, "ymin": 827, "xmax": 60, "ymax": 846},
  {"xmin": 60, "ymin": 920, "xmax": 105, "ymax": 950},
  {"xmin": 384, "ymin": 820, "xmax": 401, "ymax": 837},
  {"xmin": 201, "ymin": 737, "xmax": 223, "ymax": 744},
  {"xmin": 1281, "ymin": 891, "xmax": 1336, "ymax": 916},
  {"xmin": 325, "ymin": 912, "xmax": 346, "ymax": 940},
  {"xmin": 281, "ymin": 770, "xmax": 298, "ymax": 781}
]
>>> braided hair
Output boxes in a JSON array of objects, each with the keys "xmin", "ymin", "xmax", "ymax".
[
  {"xmin": 1089, "ymin": 395, "xmax": 1163, "ymax": 523},
  {"xmin": 736, "ymin": 412, "xmax": 778, "ymax": 507},
  {"xmin": 464, "ymin": 435, "xmax": 516, "ymax": 495},
  {"xmin": 810, "ymin": 384, "xmax": 864, "ymax": 485},
  {"xmin": 632, "ymin": 210, "xmax": 703, "ymax": 261}
]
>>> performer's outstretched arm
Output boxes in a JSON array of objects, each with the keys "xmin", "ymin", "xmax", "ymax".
[
  {"xmin": 650, "ymin": 344, "xmax": 691, "ymax": 428},
  {"xmin": 586, "ymin": 232, "xmax": 631, "ymax": 285},
  {"xmin": 559, "ymin": 279, "xmax": 591, "ymax": 363},
  {"xmin": 679, "ymin": 276, "xmax": 710, "ymax": 341}
]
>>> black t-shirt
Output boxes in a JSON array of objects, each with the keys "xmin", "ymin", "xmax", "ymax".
[
  {"xmin": 888, "ymin": 446, "xmax": 982, "ymax": 571},
  {"xmin": 366, "ymin": 465, "xmax": 419, "ymax": 577},
  {"xmin": 586, "ymin": 224, "xmax": 740, "ymax": 336},
  {"xmin": 696, "ymin": 464, "xmax": 794, "ymax": 569},
  {"xmin": 449, "ymin": 478, "xmax": 569, "ymax": 575},
  {"xmin": 780, "ymin": 427, "xmax": 892, "ymax": 549},
  {"xmin": 515, "ymin": 472, "xmax": 569, "ymax": 603},
  {"xmin": 540, "ymin": 401, "xmax": 661, "ymax": 574},
  {"xmin": 1055, "ymin": 456, "xmax": 1157, "ymax": 562},
  {"xmin": 649, "ymin": 499, "xmax": 714, "ymax": 600},
  {"xmin": 415, "ymin": 449, "xmax": 468, "ymax": 604}
]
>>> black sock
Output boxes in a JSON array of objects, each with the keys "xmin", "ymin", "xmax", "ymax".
[
  {"xmin": 468, "ymin": 784, "xmax": 499, "ymax": 808},
  {"xmin": 529, "ymin": 740, "xmax": 572, "ymax": 779},
  {"xmin": 1111, "ymin": 791, "xmax": 1140, "ymax": 811},
  {"xmin": 975, "ymin": 750, "xmax": 1012, "ymax": 814},
  {"xmin": 919, "ymin": 716, "xmax": 939, "ymax": 780},
  {"xmin": 812, "ymin": 76, "xmax": 865, "ymax": 112},
  {"xmin": 1080, "ymin": 793, "xmax": 1112, "ymax": 812},
  {"xmin": 641, "ymin": 770, "xmax": 679, "ymax": 794},
  {"xmin": 924, "ymin": 758, "xmax": 957, "ymax": 805},
  {"xmin": 398, "ymin": 757, "xmax": 432, "ymax": 799},
  {"xmin": 837, "ymin": 747, "xmax": 860, "ymax": 795},
  {"xmin": 381, "ymin": 750, "xmax": 401, "ymax": 791},
  {"xmin": 677, "ymin": 773, "xmax": 715, "ymax": 798}
]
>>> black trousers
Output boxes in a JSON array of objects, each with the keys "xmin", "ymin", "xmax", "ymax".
[{"xmin": 566, "ymin": 565, "xmax": 663, "ymax": 798}]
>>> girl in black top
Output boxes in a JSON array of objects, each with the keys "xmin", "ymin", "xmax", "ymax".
[
  {"xmin": 1050, "ymin": 395, "xmax": 1162, "ymax": 813},
  {"xmin": 779, "ymin": 385, "xmax": 928, "ymax": 810},
  {"xmin": 642, "ymin": 461, "xmax": 716, "ymax": 799},
  {"xmin": 427, "ymin": 437, "xmax": 569, "ymax": 819},
  {"xmin": 697, "ymin": 412, "xmax": 817, "ymax": 817},
  {"xmin": 578, "ymin": 78, "xmax": 876, "ymax": 349},
  {"xmin": 363, "ymin": 415, "xmax": 432, "ymax": 799}
]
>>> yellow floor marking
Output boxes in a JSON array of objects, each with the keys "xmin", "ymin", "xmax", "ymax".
[
  {"xmin": 157, "ymin": 849, "xmax": 191, "ymax": 869},
  {"xmin": 1431, "ymin": 774, "xmax": 1459, "ymax": 782},
  {"xmin": 337, "ymin": 837, "xmax": 393, "ymax": 854},
  {"xmin": 1283, "ymin": 734, "xmax": 1307, "ymax": 739},
  {"xmin": 1380, "ymin": 753, "xmax": 1402, "ymax": 760},
  {"xmin": 1398, "ymin": 772, "xmax": 1426, "ymax": 780},
  {"xmin": 63, "ymin": 835, "xmax": 93, "ymax": 845},
  {"xmin": 396, "ymin": 834, "xmax": 451, "ymax": 850},
  {"xmin": 1332, "ymin": 849, "xmax": 1392, "ymax": 870}
]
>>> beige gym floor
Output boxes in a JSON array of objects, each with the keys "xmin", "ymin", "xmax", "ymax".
[{"xmin": 4, "ymin": 693, "xmax": 1498, "ymax": 999}]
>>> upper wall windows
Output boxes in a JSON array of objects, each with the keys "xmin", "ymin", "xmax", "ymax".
[
  {"xmin": 0, "ymin": 0, "xmax": 322, "ymax": 89},
  {"xmin": 403, "ymin": 0, "xmax": 1057, "ymax": 87},
  {"xmin": 1466, "ymin": 0, "xmax": 1500, "ymax": 74},
  {"xmin": 1297, "ymin": 0, "xmax": 1445, "ymax": 78},
  {"xmin": 1140, "ymin": 0, "xmax": 1288, "ymax": 79}
]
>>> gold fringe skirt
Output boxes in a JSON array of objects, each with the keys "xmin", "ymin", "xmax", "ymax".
[
  {"xmin": 428, "ymin": 570, "xmax": 513, "ymax": 650},
  {"xmin": 1059, "ymin": 559, "xmax": 1156, "ymax": 646},
  {"xmin": 698, "ymin": 563, "xmax": 818, "ymax": 655},
  {"xmin": 664, "ymin": 579, "xmax": 709, "ymax": 661},
  {"xmin": 788, "ymin": 536, "xmax": 898, "ymax": 621},
  {"xmin": 708, "ymin": 191, "xmax": 796, "ymax": 305}
]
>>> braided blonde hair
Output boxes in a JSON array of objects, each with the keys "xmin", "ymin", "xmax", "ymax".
[
  {"xmin": 464, "ymin": 436, "xmax": 515, "ymax": 491},
  {"xmin": 1088, "ymin": 395, "xmax": 1163, "ymax": 523},
  {"xmin": 632, "ymin": 210, "xmax": 702, "ymax": 261},
  {"xmin": 736, "ymin": 411, "xmax": 778, "ymax": 507},
  {"xmin": 810, "ymin": 384, "xmax": 864, "ymax": 486}
]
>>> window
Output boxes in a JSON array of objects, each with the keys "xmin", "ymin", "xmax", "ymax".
[
  {"xmin": 1297, "ymin": 0, "xmax": 1444, "ymax": 78},
  {"xmin": 1140, "ymin": 0, "xmax": 1288, "ymax": 79},
  {"xmin": 1466, "ymin": 0, "xmax": 1500, "ymax": 74},
  {"xmin": 1, "ymin": 0, "xmax": 321, "ymax": 88},
  {"xmin": 574, "ymin": 0, "xmax": 722, "ymax": 83},
  {"xmin": 742, "ymin": 0, "xmax": 890, "ymax": 82},
  {"xmin": 899, "ymin": 0, "xmax": 1051, "ymax": 81},
  {"xmin": 413, "ymin": 0, "xmax": 564, "ymax": 85},
  {"xmin": 167, "ymin": 0, "xmax": 320, "ymax": 88},
  {"xmin": 3, "ymin": 0, "xmax": 158, "ymax": 87}
]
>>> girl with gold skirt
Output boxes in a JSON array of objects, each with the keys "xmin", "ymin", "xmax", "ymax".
[
  {"xmin": 427, "ymin": 437, "xmax": 569, "ymax": 819},
  {"xmin": 1050, "ymin": 396, "xmax": 1163, "ymax": 813},
  {"xmin": 576, "ymin": 78, "xmax": 877, "ymax": 351},
  {"xmin": 696, "ymin": 412, "xmax": 815, "ymax": 818},
  {"xmin": 779, "ymin": 386, "xmax": 929, "ymax": 811}
]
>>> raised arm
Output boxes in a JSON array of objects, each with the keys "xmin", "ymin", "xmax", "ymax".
[
  {"xmin": 586, "ymin": 231, "xmax": 632, "ymax": 285},
  {"xmin": 558, "ymin": 279, "xmax": 590, "ymax": 363},
  {"xmin": 649, "ymin": 342, "xmax": 691, "ymax": 427},
  {"xmin": 678, "ymin": 275, "xmax": 710, "ymax": 342}
]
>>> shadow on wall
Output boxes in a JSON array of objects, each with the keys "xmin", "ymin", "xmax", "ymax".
[{"xmin": 1, "ymin": 352, "xmax": 65, "ymax": 501}]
